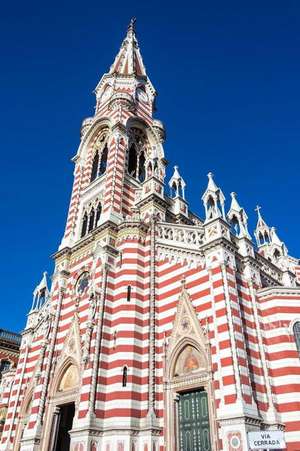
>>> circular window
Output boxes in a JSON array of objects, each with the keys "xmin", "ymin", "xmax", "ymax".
[{"xmin": 76, "ymin": 272, "xmax": 90, "ymax": 295}]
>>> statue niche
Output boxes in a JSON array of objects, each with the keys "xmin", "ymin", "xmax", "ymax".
[{"xmin": 173, "ymin": 345, "xmax": 203, "ymax": 377}]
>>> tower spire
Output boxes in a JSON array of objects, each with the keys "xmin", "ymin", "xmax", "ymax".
[{"xmin": 108, "ymin": 18, "xmax": 147, "ymax": 77}]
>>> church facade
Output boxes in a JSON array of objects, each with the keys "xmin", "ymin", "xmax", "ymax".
[{"xmin": 1, "ymin": 19, "xmax": 300, "ymax": 451}]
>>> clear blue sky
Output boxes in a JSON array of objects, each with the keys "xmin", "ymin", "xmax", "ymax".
[{"xmin": 1, "ymin": 1, "xmax": 300, "ymax": 332}]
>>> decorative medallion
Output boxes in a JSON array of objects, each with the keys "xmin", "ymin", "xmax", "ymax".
[
  {"xmin": 228, "ymin": 431, "xmax": 243, "ymax": 451},
  {"xmin": 180, "ymin": 316, "xmax": 191, "ymax": 333}
]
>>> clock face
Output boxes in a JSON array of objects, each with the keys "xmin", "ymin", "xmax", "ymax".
[
  {"xmin": 136, "ymin": 87, "xmax": 148, "ymax": 103},
  {"xmin": 76, "ymin": 272, "xmax": 90, "ymax": 295}
]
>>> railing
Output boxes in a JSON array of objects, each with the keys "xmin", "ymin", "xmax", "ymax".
[
  {"xmin": 0, "ymin": 329, "xmax": 21, "ymax": 345},
  {"xmin": 256, "ymin": 254, "xmax": 283, "ymax": 285},
  {"xmin": 157, "ymin": 223, "xmax": 204, "ymax": 249}
]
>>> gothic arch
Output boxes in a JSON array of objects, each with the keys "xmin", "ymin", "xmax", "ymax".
[
  {"xmin": 167, "ymin": 337, "xmax": 209, "ymax": 381},
  {"xmin": 77, "ymin": 118, "xmax": 112, "ymax": 160},
  {"xmin": 51, "ymin": 356, "xmax": 80, "ymax": 396},
  {"xmin": 164, "ymin": 286, "xmax": 216, "ymax": 451},
  {"xmin": 42, "ymin": 357, "xmax": 80, "ymax": 450},
  {"xmin": 125, "ymin": 117, "xmax": 165, "ymax": 159}
]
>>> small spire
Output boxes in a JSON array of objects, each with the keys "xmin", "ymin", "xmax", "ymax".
[
  {"xmin": 202, "ymin": 172, "xmax": 225, "ymax": 221},
  {"xmin": 207, "ymin": 172, "xmax": 219, "ymax": 192},
  {"xmin": 169, "ymin": 165, "xmax": 186, "ymax": 199},
  {"xmin": 227, "ymin": 192, "xmax": 250, "ymax": 239},
  {"xmin": 254, "ymin": 205, "xmax": 271, "ymax": 247},
  {"xmin": 31, "ymin": 272, "xmax": 49, "ymax": 311},
  {"xmin": 229, "ymin": 192, "xmax": 242, "ymax": 211}
]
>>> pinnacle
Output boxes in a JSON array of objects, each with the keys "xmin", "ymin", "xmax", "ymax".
[
  {"xmin": 229, "ymin": 191, "xmax": 242, "ymax": 211},
  {"xmin": 206, "ymin": 172, "xmax": 219, "ymax": 193},
  {"xmin": 255, "ymin": 205, "xmax": 269, "ymax": 228}
]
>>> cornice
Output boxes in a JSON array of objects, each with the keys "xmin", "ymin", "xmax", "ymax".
[
  {"xmin": 52, "ymin": 221, "xmax": 118, "ymax": 261},
  {"xmin": 258, "ymin": 285, "xmax": 300, "ymax": 298},
  {"xmin": 135, "ymin": 192, "xmax": 169, "ymax": 210},
  {"xmin": 118, "ymin": 220, "xmax": 149, "ymax": 234},
  {"xmin": 201, "ymin": 236, "xmax": 238, "ymax": 255}
]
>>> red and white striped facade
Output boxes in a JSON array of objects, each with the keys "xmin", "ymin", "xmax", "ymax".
[{"xmin": 1, "ymin": 19, "xmax": 300, "ymax": 451}]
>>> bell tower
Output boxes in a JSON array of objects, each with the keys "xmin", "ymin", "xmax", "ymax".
[{"xmin": 60, "ymin": 18, "xmax": 166, "ymax": 250}]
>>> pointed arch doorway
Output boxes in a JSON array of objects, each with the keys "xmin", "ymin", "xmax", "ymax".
[
  {"xmin": 165, "ymin": 342, "xmax": 215, "ymax": 451},
  {"xmin": 43, "ymin": 361, "xmax": 80, "ymax": 451},
  {"xmin": 164, "ymin": 286, "xmax": 218, "ymax": 451}
]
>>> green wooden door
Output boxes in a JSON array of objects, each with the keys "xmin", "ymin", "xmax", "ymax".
[{"xmin": 178, "ymin": 390, "xmax": 211, "ymax": 451}]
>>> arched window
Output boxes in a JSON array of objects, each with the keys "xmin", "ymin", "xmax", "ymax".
[
  {"xmin": 264, "ymin": 232, "xmax": 270, "ymax": 244},
  {"xmin": 258, "ymin": 232, "xmax": 264, "ymax": 245},
  {"xmin": 99, "ymin": 146, "xmax": 108, "ymax": 175},
  {"xmin": 273, "ymin": 249, "xmax": 281, "ymax": 260},
  {"xmin": 88, "ymin": 208, "xmax": 95, "ymax": 232},
  {"xmin": 293, "ymin": 322, "xmax": 300, "ymax": 355},
  {"xmin": 113, "ymin": 330, "xmax": 117, "ymax": 349},
  {"xmin": 81, "ymin": 213, "xmax": 88, "ymax": 238},
  {"xmin": 90, "ymin": 145, "xmax": 108, "ymax": 183},
  {"xmin": 122, "ymin": 366, "xmax": 128, "ymax": 387},
  {"xmin": 138, "ymin": 151, "xmax": 146, "ymax": 182},
  {"xmin": 207, "ymin": 197, "xmax": 216, "ymax": 219},
  {"xmin": 95, "ymin": 203, "xmax": 102, "ymax": 226},
  {"xmin": 171, "ymin": 182, "xmax": 177, "ymax": 198},
  {"xmin": 127, "ymin": 286, "xmax": 131, "ymax": 302},
  {"xmin": 231, "ymin": 215, "xmax": 240, "ymax": 236},
  {"xmin": 147, "ymin": 161, "xmax": 153, "ymax": 178},
  {"xmin": 90, "ymin": 151, "xmax": 99, "ymax": 182},
  {"xmin": 128, "ymin": 145, "xmax": 137, "ymax": 178}
]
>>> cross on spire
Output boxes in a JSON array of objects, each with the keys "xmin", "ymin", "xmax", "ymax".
[
  {"xmin": 255, "ymin": 205, "xmax": 262, "ymax": 220},
  {"xmin": 128, "ymin": 17, "xmax": 136, "ymax": 33}
]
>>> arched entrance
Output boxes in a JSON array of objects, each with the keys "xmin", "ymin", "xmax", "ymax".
[
  {"xmin": 165, "ymin": 339, "xmax": 216, "ymax": 451},
  {"xmin": 43, "ymin": 360, "xmax": 79, "ymax": 451},
  {"xmin": 163, "ymin": 284, "xmax": 218, "ymax": 451}
]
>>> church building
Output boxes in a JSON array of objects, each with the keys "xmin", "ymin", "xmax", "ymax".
[{"xmin": 1, "ymin": 19, "xmax": 300, "ymax": 451}]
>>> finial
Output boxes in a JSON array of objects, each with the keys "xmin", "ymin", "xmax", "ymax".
[
  {"xmin": 207, "ymin": 171, "xmax": 213, "ymax": 179},
  {"xmin": 231, "ymin": 192, "xmax": 237, "ymax": 199},
  {"xmin": 128, "ymin": 17, "xmax": 136, "ymax": 33}
]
